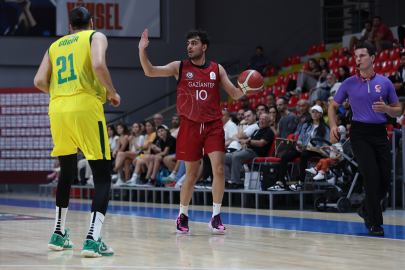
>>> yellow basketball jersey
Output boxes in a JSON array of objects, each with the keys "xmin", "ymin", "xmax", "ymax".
[{"xmin": 48, "ymin": 30, "xmax": 106, "ymax": 103}]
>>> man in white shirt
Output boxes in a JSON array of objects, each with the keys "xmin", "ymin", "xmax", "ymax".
[
  {"xmin": 221, "ymin": 108, "xmax": 239, "ymax": 151},
  {"xmin": 229, "ymin": 109, "xmax": 259, "ymax": 150},
  {"xmin": 170, "ymin": 114, "xmax": 181, "ymax": 139},
  {"xmin": 344, "ymin": 20, "xmax": 373, "ymax": 57}
]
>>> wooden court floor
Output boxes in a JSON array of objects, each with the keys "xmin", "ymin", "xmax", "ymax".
[{"xmin": 1, "ymin": 194, "xmax": 405, "ymax": 270}]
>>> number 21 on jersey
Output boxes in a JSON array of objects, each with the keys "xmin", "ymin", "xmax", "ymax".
[{"xmin": 57, "ymin": 53, "xmax": 77, "ymax": 84}]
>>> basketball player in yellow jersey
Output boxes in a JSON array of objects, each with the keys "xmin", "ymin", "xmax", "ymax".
[{"xmin": 34, "ymin": 6, "xmax": 120, "ymax": 258}]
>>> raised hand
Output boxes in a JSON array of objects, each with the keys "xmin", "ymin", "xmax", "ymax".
[
  {"xmin": 138, "ymin": 29, "xmax": 149, "ymax": 50},
  {"xmin": 372, "ymin": 96, "xmax": 387, "ymax": 113}
]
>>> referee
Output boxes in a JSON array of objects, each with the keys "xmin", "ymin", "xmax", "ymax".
[{"xmin": 329, "ymin": 43, "xmax": 401, "ymax": 236}]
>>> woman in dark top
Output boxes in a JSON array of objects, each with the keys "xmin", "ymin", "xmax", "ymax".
[
  {"xmin": 318, "ymin": 57, "xmax": 329, "ymax": 71},
  {"xmin": 338, "ymin": 65, "xmax": 350, "ymax": 82}
]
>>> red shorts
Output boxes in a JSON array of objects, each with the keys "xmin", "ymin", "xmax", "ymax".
[{"xmin": 176, "ymin": 118, "xmax": 225, "ymax": 162}]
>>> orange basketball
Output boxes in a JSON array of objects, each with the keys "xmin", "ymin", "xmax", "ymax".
[{"xmin": 238, "ymin": 70, "xmax": 263, "ymax": 96}]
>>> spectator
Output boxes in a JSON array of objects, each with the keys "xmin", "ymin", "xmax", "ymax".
[
  {"xmin": 395, "ymin": 52, "xmax": 405, "ymax": 96},
  {"xmin": 111, "ymin": 122, "xmax": 129, "ymax": 159},
  {"xmin": 225, "ymin": 113, "xmax": 275, "ymax": 189},
  {"xmin": 316, "ymin": 101, "xmax": 329, "ymax": 125},
  {"xmin": 266, "ymin": 93, "xmax": 276, "ymax": 107},
  {"xmin": 231, "ymin": 114, "xmax": 240, "ymax": 125},
  {"xmin": 170, "ymin": 114, "xmax": 181, "ymax": 138},
  {"xmin": 113, "ymin": 123, "xmax": 145, "ymax": 184},
  {"xmin": 162, "ymin": 157, "xmax": 181, "ymax": 184},
  {"xmin": 240, "ymin": 95, "xmax": 250, "ymax": 110},
  {"xmin": 107, "ymin": 124, "xmax": 119, "ymax": 157},
  {"xmin": 139, "ymin": 121, "xmax": 147, "ymax": 135},
  {"xmin": 308, "ymin": 72, "xmax": 335, "ymax": 105},
  {"xmin": 236, "ymin": 109, "xmax": 245, "ymax": 123},
  {"xmin": 153, "ymin": 114, "xmax": 169, "ymax": 130},
  {"xmin": 338, "ymin": 65, "xmax": 350, "ymax": 82},
  {"xmin": 277, "ymin": 97, "xmax": 298, "ymax": 138},
  {"xmin": 368, "ymin": 16, "xmax": 395, "ymax": 53},
  {"xmin": 342, "ymin": 98, "xmax": 353, "ymax": 129},
  {"xmin": 318, "ymin": 57, "xmax": 329, "ymax": 71},
  {"xmin": 291, "ymin": 100, "xmax": 310, "ymax": 136},
  {"xmin": 268, "ymin": 105, "xmax": 330, "ymax": 191},
  {"xmin": 255, "ymin": 103, "xmax": 269, "ymax": 119},
  {"xmin": 230, "ymin": 109, "xmax": 259, "ymax": 149},
  {"xmin": 268, "ymin": 104, "xmax": 280, "ymax": 135},
  {"xmin": 335, "ymin": 113, "xmax": 347, "ymax": 141},
  {"xmin": 398, "ymin": 25, "xmax": 405, "ymax": 48},
  {"xmin": 289, "ymin": 58, "xmax": 321, "ymax": 95},
  {"xmin": 128, "ymin": 126, "xmax": 176, "ymax": 187},
  {"xmin": 328, "ymin": 96, "xmax": 334, "ymax": 106},
  {"xmin": 242, "ymin": 46, "xmax": 272, "ymax": 76},
  {"xmin": 344, "ymin": 20, "xmax": 373, "ymax": 56}
]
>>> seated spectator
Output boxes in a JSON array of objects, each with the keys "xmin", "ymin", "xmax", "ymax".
[
  {"xmin": 107, "ymin": 124, "xmax": 119, "ymax": 165},
  {"xmin": 308, "ymin": 72, "xmax": 335, "ymax": 105},
  {"xmin": 338, "ymin": 65, "xmax": 350, "ymax": 82},
  {"xmin": 342, "ymin": 98, "xmax": 353, "ymax": 129},
  {"xmin": 268, "ymin": 105, "xmax": 330, "ymax": 191},
  {"xmin": 113, "ymin": 123, "xmax": 145, "ymax": 184},
  {"xmin": 255, "ymin": 103, "xmax": 269, "ymax": 120},
  {"xmin": 335, "ymin": 113, "xmax": 347, "ymax": 141},
  {"xmin": 395, "ymin": 52, "xmax": 405, "ymax": 96},
  {"xmin": 111, "ymin": 122, "xmax": 129, "ymax": 160},
  {"xmin": 153, "ymin": 114, "xmax": 169, "ymax": 130},
  {"xmin": 231, "ymin": 114, "xmax": 240, "ymax": 125},
  {"xmin": 139, "ymin": 121, "xmax": 147, "ymax": 135},
  {"xmin": 230, "ymin": 109, "xmax": 259, "ymax": 149},
  {"xmin": 170, "ymin": 114, "xmax": 181, "ymax": 138},
  {"xmin": 240, "ymin": 95, "xmax": 250, "ymax": 110},
  {"xmin": 268, "ymin": 104, "xmax": 280, "ymax": 135},
  {"xmin": 398, "ymin": 25, "xmax": 405, "ymax": 48},
  {"xmin": 236, "ymin": 109, "xmax": 245, "ymax": 123},
  {"xmin": 225, "ymin": 113, "xmax": 275, "ymax": 189},
  {"xmin": 316, "ymin": 101, "xmax": 330, "ymax": 125},
  {"xmin": 318, "ymin": 57, "xmax": 329, "ymax": 71},
  {"xmin": 368, "ymin": 16, "xmax": 395, "ymax": 53},
  {"xmin": 242, "ymin": 46, "xmax": 271, "ymax": 76},
  {"xmin": 165, "ymin": 160, "xmax": 186, "ymax": 188},
  {"xmin": 277, "ymin": 98, "xmax": 298, "ymax": 138},
  {"xmin": 266, "ymin": 93, "xmax": 276, "ymax": 107},
  {"xmin": 127, "ymin": 126, "xmax": 176, "ymax": 187},
  {"xmin": 289, "ymin": 58, "xmax": 321, "ymax": 95},
  {"xmin": 162, "ymin": 157, "xmax": 181, "ymax": 183},
  {"xmin": 344, "ymin": 20, "xmax": 373, "ymax": 57},
  {"xmin": 291, "ymin": 100, "xmax": 310, "ymax": 136}
]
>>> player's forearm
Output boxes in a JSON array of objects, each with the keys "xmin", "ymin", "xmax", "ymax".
[
  {"xmin": 139, "ymin": 49, "xmax": 154, "ymax": 76},
  {"xmin": 386, "ymin": 106, "xmax": 402, "ymax": 118},
  {"xmin": 93, "ymin": 64, "xmax": 116, "ymax": 94},
  {"xmin": 328, "ymin": 104, "xmax": 338, "ymax": 128},
  {"xmin": 230, "ymin": 89, "xmax": 245, "ymax": 100}
]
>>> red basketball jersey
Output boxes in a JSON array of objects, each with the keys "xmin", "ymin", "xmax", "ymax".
[{"xmin": 177, "ymin": 60, "xmax": 222, "ymax": 123}]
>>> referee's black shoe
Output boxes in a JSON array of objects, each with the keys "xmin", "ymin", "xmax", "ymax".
[
  {"xmin": 357, "ymin": 205, "xmax": 369, "ymax": 229},
  {"xmin": 369, "ymin": 225, "xmax": 384, "ymax": 236}
]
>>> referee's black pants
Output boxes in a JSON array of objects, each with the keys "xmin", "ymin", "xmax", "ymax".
[{"xmin": 350, "ymin": 121, "xmax": 391, "ymax": 227}]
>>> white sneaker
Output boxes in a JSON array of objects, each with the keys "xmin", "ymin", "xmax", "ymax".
[
  {"xmin": 327, "ymin": 177, "xmax": 336, "ymax": 185},
  {"xmin": 111, "ymin": 174, "xmax": 119, "ymax": 180},
  {"xmin": 305, "ymin": 168, "xmax": 317, "ymax": 175},
  {"xmin": 289, "ymin": 88, "xmax": 302, "ymax": 95},
  {"xmin": 289, "ymin": 183, "xmax": 304, "ymax": 191},
  {"xmin": 122, "ymin": 179, "xmax": 136, "ymax": 187},
  {"xmin": 313, "ymin": 172, "xmax": 325, "ymax": 180},
  {"xmin": 86, "ymin": 175, "xmax": 94, "ymax": 186},
  {"xmin": 267, "ymin": 183, "xmax": 285, "ymax": 191},
  {"xmin": 113, "ymin": 178, "xmax": 124, "ymax": 187}
]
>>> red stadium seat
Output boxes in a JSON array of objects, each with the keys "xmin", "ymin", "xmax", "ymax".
[
  {"xmin": 287, "ymin": 95, "xmax": 299, "ymax": 107},
  {"xmin": 349, "ymin": 66, "xmax": 356, "ymax": 76},
  {"xmin": 227, "ymin": 101, "xmax": 237, "ymax": 112},
  {"xmin": 274, "ymin": 85, "xmax": 282, "ymax": 97},
  {"xmin": 316, "ymin": 43, "xmax": 325, "ymax": 53},
  {"xmin": 291, "ymin": 55, "xmax": 301, "ymax": 65},
  {"xmin": 220, "ymin": 101, "xmax": 228, "ymax": 108},
  {"xmin": 283, "ymin": 73, "xmax": 293, "ymax": 85},
  {"xmin": 338, "ymin": 47, "xmax": 349, "ymax": 57},
  {"xmin": 328, "ymin": 58, "xmax": 338, "ymax": 69},
  {"xmin": 235, "ymin": 100, "xmax": 243, "ymax": 110},
  {"xmin": 303, "ymin": 62, "xmax": 309, "ymax": 71},
  {"xmin": 338, "ymin": 56, "xmax": 348, "ymax": 66},
  {"xmin": 307, "ymin": 44, "xmax": 317, "ymax": 55},
  {"xmin": 280, "ymin": 84, "xmax": 287, "ymax": 95},
  {"xmin": 301, "ymin": 92, "xmax": 309, "ymax": 100},
  {"xmin": 386, "ymin": 70, "xmax": 396, "ymax": 77},
  {"xmin": 329, "ymin": 49, "xmax": 339, "ymax": 59},
  {"xmin": 293, "ymin": 71, "xmax": 300, "ymax": 80},
  {"xmin": 375, "ymin": 51, "xmax": 380, "ymax": 61},
  {"xmin": 374, "ymin": 61, "xmax": 381, "ymax": 73},
  {"xmin": 379, "ymin": 49, "xmax": 390, "ymax": 62},
  {"xmin": 347, "ymin": 56, "xmax": 356, "ymax": 66},
  {"xmin": 275, "ymin": 75, "xmax": 285, "ymax": 86},
  {"xmin": 386, "ymin": 125, "xmax": 394, "ymax": 143},
  {"xmin": 393, "ymin": 59, "xmax": 401, "ymax": 71},
  {"xmin": 283, "ymin": 56, "xmax": 292, "ymax": 67},
  {"xmin": 264, "ymin": 66, "xmax": 275, "ymax": 77},
  {"xmin": 286, "ymin": 134, "xmax": 295, "ymax": 140},
  {"xmin": 389, "ymin": 48, "xmax": 401, "ymax": 60},
  {"xmin": 381, "ymin": 60, "xmax": 393, "ymax": 73},
  {"xmin": 331, "ymin": 68, "xmax": 339, "ymax": 78}
]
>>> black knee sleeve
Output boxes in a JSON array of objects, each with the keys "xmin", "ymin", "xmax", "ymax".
[
  {"xmin": 56, "ymin": 154, "xmax": 77, "ymax": 208},
  {"xmin": 88, "ymin": 160, "xmax": 112, "ymax": 216}
]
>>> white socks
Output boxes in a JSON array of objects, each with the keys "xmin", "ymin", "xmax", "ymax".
[
  {"xmin": 54, "ymin": 207, "xmax": 68, "ymax": 236},
  {"xmin": 131, "ymin": 173, "xmax": 139, "ymax": 181},
  {"xmin": 86, "ymin": 212, "xmax": 105, "ymax": 241},
  {"xmin": 213, "ymin": 203, "xmax": 221, "ymax": 217},
  {"xmin": 179, "ymin": 204, "xmax": 188, "ymax": 217},
  {"xmin": 169, "ymin": 171, "xmax": 177, "ymax": 178}
]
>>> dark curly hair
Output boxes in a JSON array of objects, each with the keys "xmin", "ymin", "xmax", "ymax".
[{"xmin": 185, "ymin": 29, "xmax": 210, "ymax": 50}]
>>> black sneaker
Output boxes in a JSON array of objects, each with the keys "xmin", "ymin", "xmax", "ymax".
[
  {"xmin": 176, "ymin": 214, "xmax": 189, "ymax": 234},
  {"xmin": 357, "ymin": 205, "xmax": 369, "ymax": 229},
  {"xmin": 195, "ymin": 180, "xmax": 208, "ymax": 189},
  {"xmin": 205, "ymin": 181, "xmax": 212, "ymax": 190},
  {"xmin": 369, "ymin": 225, "xmax": 384, "ymax": 236},
  {"xmin": 226, "ymin": 183, "xmax": 244, "ymax": 189}
]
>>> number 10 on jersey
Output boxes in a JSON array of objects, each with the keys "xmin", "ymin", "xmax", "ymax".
[{"xmin": 196, "ymin": 90, "xmax": 207, "ymax": 100}]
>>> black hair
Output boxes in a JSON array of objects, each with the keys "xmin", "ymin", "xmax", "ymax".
[
  {"xmin": 336, "ymin": 113, "xmax": 347, "ymax": 128},
  {"xmin": 145, "ymin": 120, "xmax": 155, "ymax": 128},
  {"xmin": 365, "ymin": 20, "xmax": 373, "ymax": 25},
  {"xmin": 338, "ymin": 65, "xmax": 351, "ymax": 82},
  {"xmin": 304, "ymin": 114, "xmax": 328, "ymax": 137},
  {"xmin": 256, "ymin": 46, "xmax": 263, "ymax": 51},
  {"xmin": 308, "ymin": 58, "xmax": 320, "ymax": 71},
  {"xmin": 185, "ymin": 29, "xmax": 210, "ymax": 50},
  {"xmin": 318, "ymin": 57, "xmax": 329, "ymax": 70},
  {"xmin": 107, "ymin": 124, "xmax": 118, "ymax": 137},
  {"xmin": 255, "ymin": 103, "xmax": 269, "ymax": 113},
  {"xmin": 374, "ymin": 16, "xmax": 382, "ymax": 21},
  {"xmin": 117, "ymin": 122, "xmax": 129, "ymax": 136},
  {"xmin": 231, "ymin": 114, "xmax": 239, "ymax": 125},
  {"xmin": 355, "ymin": 43, "xmax": 375, "ymax": 56},
  {"xmin": 156, "ymin": 126, "xmax": 167, "ymax": 131},
  {"xmin": 268, "ymin": 104, "xmax": 281, "ymax": 123},
  {"xmin": 245, "ymin": 109, "xmax": 256, "ymax": 116},
  {"xmin": 172, "ymin": 114, "xmax": 181, "ymax": 121},
  {"xmin": 278, "ymin": 97, "xmax": 287, "ymax": 105},
  {"xmin": 266, "ymin": 93, "xmax": 276, "ymax": 99},
  {"xmin": 400, "ymin": 52, "xmax": 405, "ymax": 58},
  {"xmin": 69, "ymin": 6, "xmax": 92, "ymax": 30},
  {"xmin": 221, "ymin": 108, "xmax": 231, "ymax": 117}
]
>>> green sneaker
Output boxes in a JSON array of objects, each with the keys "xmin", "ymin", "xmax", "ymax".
[
  {"xmin": 81, "ymin": 237, "xmax": 114, "ymax": 258},
  {"xmin": 48, "ymin": 229, "xmax": 73, "ymax": 251}
]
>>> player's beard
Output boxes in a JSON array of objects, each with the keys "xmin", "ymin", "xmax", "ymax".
[{"xmin": 190, "ymin": 49, "xmax": 204, "ymax": 60}]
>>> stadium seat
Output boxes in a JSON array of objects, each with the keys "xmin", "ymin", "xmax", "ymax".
[
  {"xmin": 227, "ymin": 100, "xmax": 237, "ymax": 112},
  {"xmin": 291, "ymin": 55, "xmax": 301, "ymax": 65},
  {"xmin": 249, "ymin": 98, "xmax": 254, "ymax": 108},
  {"xmin": 307, "ymin": 44, "xmax": 317, "ymax": 55},
  {"xmin": 253, "ymin": 97, "xmax": 264, "ymax": 108},
  {"xmin": 280, "ymin": 84, "xmax": 287, "ymax": 95},
  {"xmin": 303, "ymin": 62, "xmax": 309, "ymax": 71},
  {"xmin": 293, "ymin": 71, "xmax": 300, "ymax": 80},
  {"xmin": 235, "ymin": 100, "xmax": 243, "ymax": 110},
  {"xmin": 220, "ymin": 101, "xmax": 228, "ymax": 108},
  {"xmin": 329, "ymin": 49, "xmax": 339, "ymax": 59},
  {"xmin": 275, "ymin": 74, "xmax": 285, "ymax": 86},
  {"xmin": 381, "ymin": 60, "xmax": 393, "ymax": 73},
  {"xmin": 264, "ymin": 66, "xmax": 275, "ymax": 77},
  {"xmin": 301, "ymin": 92, "xmax": 309, "ymax": 100},
  {"xmin": 283, "ymin": 57, "xmax": 292, "ymax": 67},
  {"xmin": 287, "ymin": 95, "xmax": 299, "ymax": 107},
  {"xmin": 273, "ymin": 85, "xmax": 282, "ymax": 97},
  {"xmin": 316, "ymin": 43, "xmax": 325, "ymax": 53},
  {"xmin": 328, "ymin": 58, "xmax": 338, "ymax": 69},
  {"xmin": 332, "ymin": 67, "xmax": 339, "ymax": 78},
  {"xmin": 347, "ymin": 56, "xmax": 356, "ymax": 66},
  {"xmin": 375, "ymin": 51, "xmax": 380, "ymax": 61},
  {"xmin": 379, "ymin": 49, "xmax": 390, "ymax": 62},
  {"xmin": 386, "ymin": 125, "xmax": 394, "ymax": 143},
  {"xmin": 338, "ymin": 47, "xmax": 349, "ymax": 57},
  {"xmin": 392, "ymin": 59, "xmax": 401, "ymax": 71},
  {"xmin": 283, "ymin": 73, "xmax": 293, "ymax": 85},
  {"xmin": 386, "ymin": 70, "xmax": 396, "ymax": 77},
  {"xmin": 389, "ymin": 48, "xmax": 401, "ymax": 60},
  {"xmin": 349, "ymin": 66, "xmax": 356, "ymax": 76},
  {"xmin": 374, "ymin": 61, "xmax": 381, "ymax": 73},
  {"xmin": 338, "ymin": 56, "xmax": 348, "ymax": 66}
]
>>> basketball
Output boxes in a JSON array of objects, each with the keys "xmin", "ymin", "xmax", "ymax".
[{"xmin": 237, "ymin": 70, "xmax": 264, "ymax": 95}]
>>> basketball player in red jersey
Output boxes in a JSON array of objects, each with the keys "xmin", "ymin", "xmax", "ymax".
[{"xmin": 139, "ymin": 29, "xmax": 244, "ymax": 233}]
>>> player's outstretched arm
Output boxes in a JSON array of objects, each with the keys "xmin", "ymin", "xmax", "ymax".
[
  {"xmin": 91, "ymin": 32, "xmax": 120, "ymax": 107},
  {"xmin": 138, "ymin": 29, "xmax": 180, "ymax": 78},
  {"xmin": 33, "ymin": 50, "xmax": 52, "ymax": 95},
  {"xmin": 219, "ymin": 64, "xmax": 244, "ymax": 100}
]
